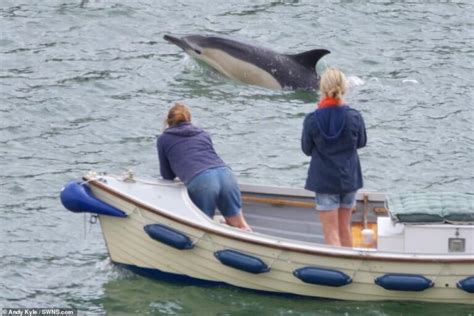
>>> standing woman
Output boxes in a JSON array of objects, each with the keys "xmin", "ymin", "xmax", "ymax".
[
  {"xmin": 157, "ymin": 102, "xmax": 251, "ymax": 231},
  {"xmin": 301, "ymin": 68, "xmax": 367, "ymax": 247}
]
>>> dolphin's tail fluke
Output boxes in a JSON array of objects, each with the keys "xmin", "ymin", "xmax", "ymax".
[{"xmin": 288, "ymin": 49, "xmax": 330, "ymax": 72}]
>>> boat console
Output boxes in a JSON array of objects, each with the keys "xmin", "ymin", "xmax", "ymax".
[{"xmin": 377, "ymin": 192, "xmax": 474, "ymax": 254}]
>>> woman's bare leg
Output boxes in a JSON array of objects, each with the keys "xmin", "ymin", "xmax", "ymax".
[
  {"xmin": 224, "ymin": 213, "xmax": 252, "ymax": 231},
  {"xmin": 338, "ymin": 207, "xmax": 353, "ymax": 247},
  {"xmin": 319, "ymin": 210, "xmax": 341, "ymax": 246}
]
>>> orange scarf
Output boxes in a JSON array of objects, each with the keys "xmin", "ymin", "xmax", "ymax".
[{"xmin": 318, "ymin": 97, "xmax": 342, "ymax": 109}]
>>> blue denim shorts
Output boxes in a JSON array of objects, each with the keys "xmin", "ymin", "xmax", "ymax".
[
  {"xmin": 186, "ymin": 167, "xmax": 241, "ymax": 218},
  {"xmin": 315, "ymin": 192, "xmax": 357, "ymax": 211}
]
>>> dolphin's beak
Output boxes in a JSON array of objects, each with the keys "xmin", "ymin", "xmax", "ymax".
[
  {"xmin": 163, "ymin": 35, "xmax": 186, "ymax": 50},
  {"xmin": 164, "ymin": 35, "xmax": 201, "ymax": 54}
]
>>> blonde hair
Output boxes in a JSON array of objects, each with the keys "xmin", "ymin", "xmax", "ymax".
[
  {"xmin": 319, "ymin": 68, "xmax": 347, "ymax": 100},
  {"xmin": 166, "ymin": 102, "xmax": 191, "ymax": 127}
]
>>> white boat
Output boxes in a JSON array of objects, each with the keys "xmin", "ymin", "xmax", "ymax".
[{"xmin": 60, "ymin": 171, "xmax": 474, "ymax": 304}]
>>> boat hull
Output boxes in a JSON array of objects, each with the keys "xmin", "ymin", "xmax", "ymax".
[
  {"xmin": 65, "ymin": 175, "xmax": 474, "ymax": 304},
  {"xmin": 99, "ymin": 217, "xmax": 472, "ymax": 303}
]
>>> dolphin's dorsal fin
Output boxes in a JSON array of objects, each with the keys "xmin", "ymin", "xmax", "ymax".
[{"xmin": 288, "ymin": 49, "xmax": 330, "ymax": 70}]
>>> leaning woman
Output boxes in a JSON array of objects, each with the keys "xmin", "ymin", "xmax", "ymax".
[
  {"xmin": 157, "ymin": 102, "xmax": 251, "ymax": 231},
  {"xmin": 301, "ymin": 68, "xmax": 367, "ymax": 247}
]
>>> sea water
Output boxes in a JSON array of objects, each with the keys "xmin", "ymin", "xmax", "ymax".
[{"xmin": 1, "ymin": 1, "xmax": 473, "ymax": 315}]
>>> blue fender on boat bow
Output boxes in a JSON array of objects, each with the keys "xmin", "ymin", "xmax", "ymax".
[
  {"xmin": 60, "ymin": 180, "xmax": 127, "ymax": 217},
  {"xmin": 144, "ymin": 224, "xmax": 194, "ymax": 250}
]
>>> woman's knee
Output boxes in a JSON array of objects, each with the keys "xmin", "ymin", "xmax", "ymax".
[{"xmin": 338, "ymin": 207, "xmax": 353, "ymax": 223}]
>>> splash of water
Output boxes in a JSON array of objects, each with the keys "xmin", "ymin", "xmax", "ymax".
[{"xmin": 347, "ymin": 75, "xmax": 365, "ymax": 87}]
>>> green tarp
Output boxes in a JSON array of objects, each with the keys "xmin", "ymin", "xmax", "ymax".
[{"xmin": 386, "ymin": 192, "xmax": 474, "ymax": 223}]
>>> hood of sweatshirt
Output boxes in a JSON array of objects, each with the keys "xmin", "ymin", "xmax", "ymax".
[
  {"xmin": 314, "ymin": 105, "xmax": 347, "ymax": 143},
  {"xmin": 164, "ymin": 122, "xmax": 203, "ymax": 137}
]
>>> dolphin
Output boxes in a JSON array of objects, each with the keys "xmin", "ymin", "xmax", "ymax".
[{"xmin": 164, "ymin": 34, "xmax": 330, "ymax": 91}]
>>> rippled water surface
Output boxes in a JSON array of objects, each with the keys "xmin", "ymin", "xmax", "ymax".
[{"xmin": 1, "ymin": 1, "xmax": 473, "ymax": 315}]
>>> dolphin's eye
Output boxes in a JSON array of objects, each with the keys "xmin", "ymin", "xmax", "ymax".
[{"xmin": 194, "ymin": 49, "xmax": 202, "ymax": 55}]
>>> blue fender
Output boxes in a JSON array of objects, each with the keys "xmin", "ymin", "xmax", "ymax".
[
  {"xmin": 60, "ymin": 181, "xmax": 127, "ymax": 217},
  {"xmin": 293, "ymin": 266, "xmax": 352, "ymax": 287},
  {"xmin": 375, "ymin": 273, "xmax": 434, "ymax": 291},
  {"xmin": 144, "ymin": 224, "xmax": 194, "ymax": 250},
  {"xmin": 214, "ymin": 249, "xmax": 270, "ymax": 274},
  {"xmin": 457, "ymin": 276, "xmax": 474, "ymax": 293}
]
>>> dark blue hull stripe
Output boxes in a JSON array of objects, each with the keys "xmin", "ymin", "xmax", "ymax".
[
  {"xmin": 113, "ymin": 263, "xmax": 473, "ymax": 300},
  {"xmin": 115, "ymin": 263, "xmax": 224, "ymax": 287},
  {"xmin": 114, "ymin": 262, "xmax": 307, "ymax": 299}
]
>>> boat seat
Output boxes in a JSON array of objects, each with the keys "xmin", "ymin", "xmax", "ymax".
[{"xmin": 386, "ymin": 192, "xmax": 474, "ymax": 224}]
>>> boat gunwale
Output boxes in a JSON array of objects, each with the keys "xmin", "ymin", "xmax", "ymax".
[{"xmin": 86, "ymin": 176, "xmax": 474, "ymax": 264}]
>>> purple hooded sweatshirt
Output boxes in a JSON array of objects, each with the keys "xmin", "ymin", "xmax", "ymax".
[{"xmin": 157, "ymin": 122, "xmax": 226, "ymax": 184}]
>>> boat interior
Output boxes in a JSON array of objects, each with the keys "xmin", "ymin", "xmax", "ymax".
[
  {"xmin": 229, "ymin": 185, "xmax": 473, "ymax": 254},
  {"xmin": 237, "ymin": 185, "xmax": 382, "ymax": 248},
  {"xmin": 82, "ymin": 174, "xmax": 472, "ymax": 255}
]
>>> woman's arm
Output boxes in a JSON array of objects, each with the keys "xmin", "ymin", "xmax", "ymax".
[
  {"xmin": 357, "ymin": 113, "xmax": 367, "ymax": 149},
  {"xmin": 301, "ymin": 114, "xmax": 314, "ymax": 156},
  {"xmin": 157, "ymin": 137, "xmax": 176, "ymax": 180}
]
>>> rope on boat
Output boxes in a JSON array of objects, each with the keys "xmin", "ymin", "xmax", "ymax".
[
  {"xmin": 353, "ymin": 254, "xmax": 377, "ymax": 282},
  {"xmin": 432, "ymin": 263, "xmax": 447, "ymax": 285},
  {"xmin": 133, "ymin": 178, "xmax": 182, "ymax": 186},
  {"xmin": 350, "ymin": 256, "xmax": 366, "ymax": 280},
  {"xmin": 132, "ymin": 206, "xmax": 148, "ymax": 224},
  {"xmin": 84, "ymin": 170, "xmax": 182, "ymax": 187},
  {"xmin": 351, "ymin": 256, "xmax": 374, "ymax": 280},
  {"xmin": 82, "ymin": 171, "xmax": 102, "ymax": 185},
  {"xmin": 83, "ymin": 213, "xmax": 87, "ymax": 238},
  {"xmin": 118, "ymin": 169, "xmax": 182, "ymax": 187},
  {"xmin": 266, "ymin": 249, "xmax": 285, "ymax": 270},
  {"xmin": 82, "ymin": 212, "xmax": 98, "ymax": 239}
]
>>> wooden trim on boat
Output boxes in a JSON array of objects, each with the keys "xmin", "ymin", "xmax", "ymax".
[
  {"xmin": 242, "ymin": 195, "xmax": 315, "ymax": 209},
  {"xmin": 240, "ymin": 183, "xmax": 388, "ymax": 202},
  {"xmin": 86, "ymin": 178, "xmax": 474, "ymax": 264}
]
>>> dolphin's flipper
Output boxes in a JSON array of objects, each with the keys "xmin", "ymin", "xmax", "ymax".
[
  {"xmin": 288, "ymin": 49, "xmax": 330, "ymax": 71},
  {"xmin": 164, "ymin": 35, "xmax": 202, "ymax": 54}
]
